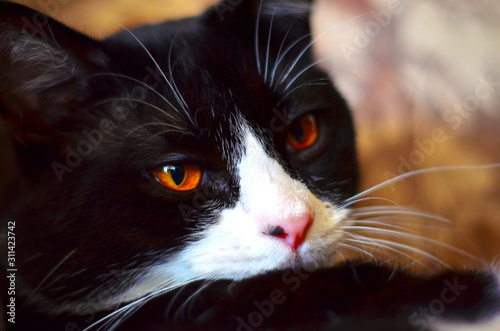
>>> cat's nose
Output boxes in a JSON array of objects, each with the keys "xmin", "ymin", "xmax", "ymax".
[{"xmin": 266, "ymin": 213, "xmax": 312, "ymax": 250}]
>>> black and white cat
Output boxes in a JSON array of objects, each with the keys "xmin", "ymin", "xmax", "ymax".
[{"xmin": 0, "ymin": 0, "xmax": 499, "ymax": 330}]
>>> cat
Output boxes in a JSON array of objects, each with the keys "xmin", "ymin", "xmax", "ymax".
[{"xmin": 0, "ymin": 0, "xmax": 499, "ymax": 330}]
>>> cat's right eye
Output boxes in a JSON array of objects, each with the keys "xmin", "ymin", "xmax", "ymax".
[
  {"xmin": 152, "ymin": 163, "xmax": 202, "ymax": 191},
  {"xmin": 286, "ymin": 113, "xmax": 318, "ymax": 151}
]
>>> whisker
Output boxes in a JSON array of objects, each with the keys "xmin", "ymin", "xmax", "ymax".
[
  {"xmin": 343, "ymin": 225, "xmax": 479, "ymax": 263},
  {"xmin": 358, "ymin": 237, "xmax": 451, "ymax": 269},
  {"xmin": 148, "ymin": 127, "xmax": 194, "ymax": 140},
  {"xmin": 269, "ymin": 23, "xmax": 295, "ymax": 87},
  {"xmin": 173, "ymin": 279, "xmax": 214, "ymax": 322},
  {"xmin": 83, "ymin": 279, "xmax": 200, "ymax": 331},
  {"xmin": 21, "ymin": 249, "xmax": 76, "ymax": 308},
  {"xmin": 337, "ymin": 230, "xmax": 384, "ymax": 257},
  {"xmin": 337, "ymin": 242, "xmax": 376, "ymax": 260},
  {"xmin": 346, "ymin": 163, "xmax": 500, "ymax": 203},
  {"xmin": 165, "ymin": 282, "xmax": 192, "ymax": 321},
  {"xmin": 337, "ymin": 196, "xmax": 400, "ymax": 210},
  {"xmin": 254, "ymin": 0, "xmax": 264, "ymax": 75},
  {"xmin": 87, "ymin": 97, "xmax": 178, "ymax": 122},
  {"xmin": 263, "ymin": 5, "xmax": 278, "ymax": 83},
  {"xmin": 350, "ymin": 210, "xmax": 450, "ymax": 224},
  {"xmin": 278, "ymin": 79, "xmax": 330, "ymax": 104},
  {"xmin": 271, "ymin": 33, "xmax": 311, "ymax": 91},
  {"xmin": 350, "ymin": 216, "xmax": 450, "ymax": 229},
  {"xmin": 348, "ymin": 219, "xmax": 423, "ymax": 235},
  {"xmin": 125, "ymin": 121, "xmax": 187, "ymax": 140},
  {"xmin": 168, "ymin": 28, "xmax": 192, "ymax": 116},
  {"xmin": 113, "ymin": 22, "xmax": 195, "ymax": 126},
  {"xmin": 282, "ymin": 57, "xmax": 333, "ymax": 92},
  {"xmin": 85, "ymin": 72, "xmax": 184, "ymax": 116},
  {"xmin": 342, "ymin": 237, "xmax": 431, "ymax": 271},
  {"xmin": 277, "ymin": 12, "xmax": 372, "ymax": 89}
]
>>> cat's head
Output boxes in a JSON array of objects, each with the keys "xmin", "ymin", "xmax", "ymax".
[{"xmin": 0, "ymin": 0, "xmax": 357, "ymax": 313}]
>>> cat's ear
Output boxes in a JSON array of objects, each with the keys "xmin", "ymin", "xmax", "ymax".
[
  {"xmin": 0, "ymin": 2, "xmax": 108, "ymax": 145},
  {"xmin": 204, "ymin": 0, "xmax": 313, "ymax": 81},
  {"xmin": 206, "ymin": 0, "xmax": 312, "ymax": 35}
]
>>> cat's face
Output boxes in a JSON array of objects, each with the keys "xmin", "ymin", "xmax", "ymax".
[{"xmin": 0, "ymin": 0, "xmax": 357, "ymax": 312}]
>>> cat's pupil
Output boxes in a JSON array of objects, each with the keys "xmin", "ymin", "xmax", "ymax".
[
  {"xmin": 168, "ymin": 165, "xmax": 185, "ymax": 186},
  {"xmin": 290, "ymin": 122, "xmax": 305, "ymax": 142}
]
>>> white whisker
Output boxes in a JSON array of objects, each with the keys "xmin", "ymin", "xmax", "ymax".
[
  {"xmin": 337, "ymin": 242, "xmax": 376, "ymax": 260},
  {"xmin": 337, "ymin": 196, "xmax": 399, "ymax": 210},
  {"xmin": 173, "ymin": 280, "xmax": 214, "ymax": 321},
  {"xmin": 86, "ymin": 72, "xmax": 184, "ymax": 116},
  {"xmin": 351, "ymin": 210, "xmax": 450, "ymax": 224},
  {"xmin": 277, "ymin": 12, "xmax": 372, "ymax": 89},
  {"xmin": 83, "ymin": 278, "xmax": 202, "ymax": 331},
  {"xmin": 125, "ymin": 122, "xmax": 187, "ymax": 139},
  {"xmin": 21, "ymin": 249, "xmax": 76, "ymax": 308},
  {"xmin": 348, "ymin": 219, "xmax": 423, "ymax": 234},
  {"xmin": 346, "ymin": 163, "xmax": 500, "ymax": 203},
  {"xmin": 269, "ymin": 23, "xmax": 295, "ymax": 87},
  {"xmin": 113, "ymin": 22, "xmax": 195, "ymax": 126},
  {"xmin": 358, "ymin": 237, "xmax": 450, "ymax": 269},
  {"xmin": 278, "ymin": 79, "xmax": 330, "ymax": 104},
  {"xmin": 350, "ymin": 216, "xmax": 450, "ymax": 229},
  {"xmin": 254, "ymin": 0, "xmax": 264, "ymax": 75},
  {"xmin": 343, "ymin": 225, "xmax": 479, "ymax": 263},
  {"xmin": 342, "ymin": 237, "xmax": 431, "ymax": 271},
  {"xmin": 168, "ymin": 28, "xmax": 192, "ymax": 117},
  {"xmin": 263, "ymin": 5, "xmax": 278, "ymax": 83},
  {"xmin": 283, "ymin": 57, "xmax": 332, "ymax": 92}
]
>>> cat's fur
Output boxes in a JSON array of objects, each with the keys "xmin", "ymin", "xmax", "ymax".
[{"xmin": 0, "ymin": 0, "xmax": 499, "ymax": 330}]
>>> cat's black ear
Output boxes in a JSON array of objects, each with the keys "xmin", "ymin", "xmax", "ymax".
[
  {"xmin": 205, "ymin": 0, "xmax": 312, "ymax": 36},
  {"xmin": 0, "ymin": 2, "xmax": 108, "ymax": 144},
  {"xmin": 203, "ymin": 0, "xmax": 314, "ymax": 82},
  {"xmin": 208, "ymin": 0, "xmax": 312, "ymax": 25}
]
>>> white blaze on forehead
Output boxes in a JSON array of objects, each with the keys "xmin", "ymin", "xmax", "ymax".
[{"xmin": 238, "ymin": 129, "xmax": 312, "ymax": 223}]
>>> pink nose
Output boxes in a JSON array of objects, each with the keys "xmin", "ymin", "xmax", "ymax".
[{"xmin": 266, "ymin": 214, "xmax": 312, "ymax": 250}]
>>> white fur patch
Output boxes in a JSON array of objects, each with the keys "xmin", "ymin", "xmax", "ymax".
[{"xmin": 119, "ymin": 125, "xmax": 349, "ymax": 304}]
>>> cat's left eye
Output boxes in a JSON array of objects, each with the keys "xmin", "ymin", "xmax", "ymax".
[
  {"xmin": 286, "ymin": 114, "xmax": 318, "ymax": 151},
  {"xmin": 152, "ymin": 163, "xmax": 202, "ymax": 191}
]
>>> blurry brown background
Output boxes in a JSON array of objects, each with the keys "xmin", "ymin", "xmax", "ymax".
[{"xmin": 13, "ymin": 0, "xmax": 500, "ymax": 271}]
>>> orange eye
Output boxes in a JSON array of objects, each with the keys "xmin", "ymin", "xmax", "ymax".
[
  {"xmin": 153, "ymin": 163, "xmax": 202, "ymax": 191},
  {"xmin": 286, "ymin": 114, "xmax": 318, "ymax": 150}
]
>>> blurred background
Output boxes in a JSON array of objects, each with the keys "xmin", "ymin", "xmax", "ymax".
[{"xmin": 12, "ymin": 0, "xmax": 500, "ymax": 271}]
